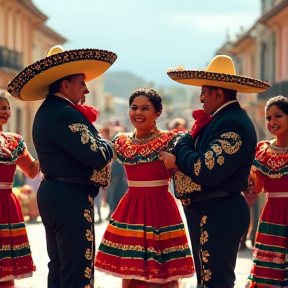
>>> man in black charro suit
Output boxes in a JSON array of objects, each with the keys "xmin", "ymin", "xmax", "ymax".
[
  {"xmin": 160, "ymin": 55, "xmax": 270, "ymax": 288},
  {"xmin": 7, "ymin": 45, "xmax": 117, "ymax": 288}
]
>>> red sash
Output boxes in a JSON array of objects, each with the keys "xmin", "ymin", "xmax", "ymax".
[
  {"xmin": 70, "ymin": 104, "xmax": 99, "ymax": 124},
  {"xmin": 190, "ymin": 110, "xmax": 212, "ymax": 138}
]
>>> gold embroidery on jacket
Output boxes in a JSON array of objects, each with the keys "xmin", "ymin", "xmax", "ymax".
[
  {"xmin": 194, "ymin": 159, "xmax": 201, "ymax": 176},
  {"xmin": 90, "ymin": 165, "xmax": 110, "ymax": 187},
  {"xmin": 173, "ymin": 171, "xmax": 201, "ymax": 197},
  {"xmin": 217, "ymin": 155, "xmax": 225, "ymax": 165},
  {"xmin": 200, "ymin": 215, "xmax": 207, "ymax": 226},
  {"xmin": 202, "ymin": 250, "xmax": 210, "ymax": 263},
  {"xmin": 203, "ymin": 132, "xmax": 241, "ymax": 171},
  {"xmin": 69, "ymin": 123, "xmax": 99, "ymax": 152},
  {"xmin": 86, "ymin": 229, "xmax": 93, "ymax": 242},
  {"xmin": 83, "ymin": 196, "xmax": 94, "ymax": 282},
  {"xmin": 85, "ymin": 248, "xmax": 92, "ymax": 260},
  {"xmin": 204, "ymin": 150, "xmax": 215, "ymax": 170},
  {"xmin": 84, "ymin": 267, "xmax": 91, "ymax": 278},
  {"xmin": 211, "ymin": 144, "xmax": 222, "ymax": 155},
  {"xmin": 199, "ymin": 215, "xmax": 212, "ymax": 283},
  {"xmin": 200, "ymin": 231, "xmax": 209, "ymax": 245},
  {"xmin": 218, "ymin": 132, "xmax": 242, "ymax": 154},
  {"xmin": 84, "ymin": 209, "xmax": 92, "ymax": 223},
  {"xmin": 204, "ymin": 269, "xmax": 212, "ymax": 281}
]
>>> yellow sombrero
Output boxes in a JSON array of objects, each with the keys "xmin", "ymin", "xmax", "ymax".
[
  {"xmin": 167, "ymin": 55, "xmax": 270, "ymax": 93},
  {"xmin": 7, "ymin": 45, "xmax": 117, "ymax": 101}
]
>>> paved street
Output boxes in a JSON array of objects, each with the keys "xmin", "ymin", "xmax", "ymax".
[{"xmin": 15, "ymin": 206, "xmax": 253, "ymax": 288}]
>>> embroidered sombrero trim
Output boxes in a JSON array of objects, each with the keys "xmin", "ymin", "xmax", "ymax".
[
  {"xmin": 167, "ymin": 70, "xmax": 270, "ymax": 90},
  {"xmin": 7, "ymin": 48, "xmax": 117, "ymax": 98}
]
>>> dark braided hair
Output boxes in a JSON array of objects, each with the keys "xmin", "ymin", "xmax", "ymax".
[
  {"xmin": 129, "ymin": 88, "xmax": 162, "ymax": 113},
  {"xmin": 265, "ymin": 95, "xmax": 288, "ymax": 115}
]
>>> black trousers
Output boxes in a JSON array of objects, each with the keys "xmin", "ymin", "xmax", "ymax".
[
  {"xmin": 37, "ymin": 180, "xmax": 96, "ymax": 288},
  {"xmin": 184, "ymin": 194, "xmax": 250, "ymax": 288}
]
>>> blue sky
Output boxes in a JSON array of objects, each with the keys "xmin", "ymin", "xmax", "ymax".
[{"xmin": 33, "ymin": 0, "xmax": 261, "ymax": 88}]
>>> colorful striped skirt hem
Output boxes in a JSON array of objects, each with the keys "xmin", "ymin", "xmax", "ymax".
[
  {"xmin": 247, "ymin": 220, "xmax": 288, "ymax": 288},
  {"xmin": 95, "ymin": 219, "xmax": 194, "ymax": 283}
]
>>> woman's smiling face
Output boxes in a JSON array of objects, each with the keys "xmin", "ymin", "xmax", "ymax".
[
  {"xmin": 129, "ymin": 95, "xmax": 159, "ymax": 132},
  {"xmin": 266, "ymin": 104, "xmax": 288, "ymax": 137},
  {"xmin": 0, "ymin": 99, "xmax": 11, "ymax": 127}
]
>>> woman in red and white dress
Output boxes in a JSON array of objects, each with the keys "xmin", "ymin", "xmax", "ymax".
[
  {"xmin": 0, "ymin": 92, "xmax": 39, "ymax": 288},
  {"xmin": 247, "ymin": 96, "xmax": 288, "ymax": 288},
  {"xmin": 95, "ymin": 88, "xmax": 194, "ymax": 288}
]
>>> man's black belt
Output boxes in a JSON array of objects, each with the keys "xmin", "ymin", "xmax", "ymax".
[
  {"xmin": 181, "ymin": 191, "xmax": 240, "ymax": 206},
  {"xmin": 43, "ymin": 175, "xmax": 96, "ymax": 186}
]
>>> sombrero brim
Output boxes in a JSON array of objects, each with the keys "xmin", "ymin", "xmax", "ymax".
[
  {"xmin": 167, "ymin": 69, "xmax": 270, "ymax": 93},
  {"xmin": 7, "ymin": 48, "xmax": 117, "ymax": 101}
]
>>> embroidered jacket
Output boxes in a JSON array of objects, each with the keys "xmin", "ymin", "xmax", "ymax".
[
  {"xmin": 32, "ymin": 95, "xmax": 113, "ymax": 190},
  {"xmin": 173, "ymin": 102, "xmax": 257, "ymax": 200}
]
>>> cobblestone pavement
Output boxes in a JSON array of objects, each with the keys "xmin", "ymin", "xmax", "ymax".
[{"xmin": 15, "ymin": 206, "xmax": 253, "ymax": 288}]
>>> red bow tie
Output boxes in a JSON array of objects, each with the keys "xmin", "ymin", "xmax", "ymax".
[
  {"xmin": 190, "ymin": 110, "xmax": 213, "ymax": 138},
  {"xmin": 70, "ymin": 103, "xmax": 99, "ymax": 124}
]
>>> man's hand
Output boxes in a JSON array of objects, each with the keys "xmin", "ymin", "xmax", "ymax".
[{"xmin": 159, "ymin": 151, "xmax": 177, "ymax": 170}]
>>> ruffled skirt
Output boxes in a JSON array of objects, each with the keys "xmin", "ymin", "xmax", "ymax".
[
  {"xmin": 95, "ymin": 186, "xmax": 194, "ymax": 283},
  {"xmin": 247, "ymin": 197, "xmax": 288, "ymax": 288},
  {"xmin": 0, "ymin": 189, "xmax": 35, "ymax": 282}
]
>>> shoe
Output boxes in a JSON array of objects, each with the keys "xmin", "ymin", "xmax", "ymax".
[{"xmin": 95, "ymin": 219, "xmax": 103, "ymax": 224}]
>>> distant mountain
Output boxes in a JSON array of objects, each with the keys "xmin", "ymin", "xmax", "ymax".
[{"xmin": 103, "ymin": 71, "xmax": 154, "ymax": 99}]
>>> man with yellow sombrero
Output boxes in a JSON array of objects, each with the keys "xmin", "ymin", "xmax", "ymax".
[
  {"xmin": 7, "ymin": 45, "xmax": 117, "ymax": 288},
  {"xmin": 160, "ymin": 55, "xmax": 270, "ymax": 288}
]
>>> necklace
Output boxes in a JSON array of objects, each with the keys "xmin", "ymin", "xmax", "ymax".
[
  {"xmin": 270, "ymin": 140, "xmax": 288, "ymax": 154},
  {"xmin": 132, "ymin": 127, "xmax": 161, "ymax": 144}
]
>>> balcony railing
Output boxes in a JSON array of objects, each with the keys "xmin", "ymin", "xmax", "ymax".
[
  {"xmin": 258, "ymin": 80, "xmax": 288, "ymax": 100},
  {"xmin": 0, "ymin": 46, "xmax": 23, "ymax": 71}
]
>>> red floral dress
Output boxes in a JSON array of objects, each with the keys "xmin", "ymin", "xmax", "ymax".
[
  {"xmin": 0, "ymin": 132, "xmax": 36, "ymax": 282},
  {"xmin": 95, "ymin": 131, "xmax": 194, "ymax": 283},
  {"xmin": 247, "ymin": 141, "xmax": 288, "ymax": 288}
]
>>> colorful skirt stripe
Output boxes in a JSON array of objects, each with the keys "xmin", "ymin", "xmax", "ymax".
[
  {"xmin": 247, "ymin": 198, "xmax": 288, "ymax": 288},
  {"xmin": 95, "ymin": 186, "xmax": 194, "ymax": 283},
  {"xmin": 0, "ymin": 189, "xmax": 35, "ymax": 281}
]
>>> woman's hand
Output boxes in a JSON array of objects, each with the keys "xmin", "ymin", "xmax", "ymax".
[{"xmin": 159, "ymin": 151, "xmax": 177, "ymax": 170}]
